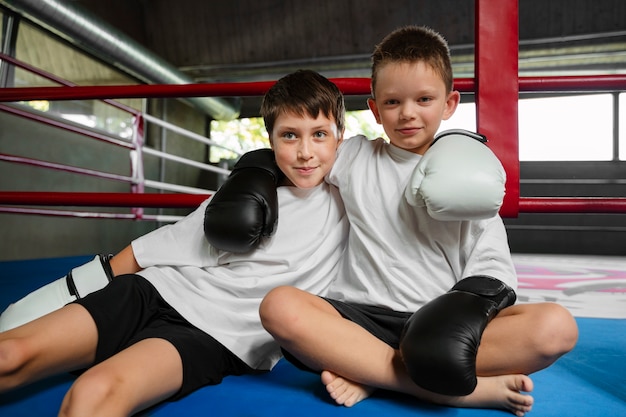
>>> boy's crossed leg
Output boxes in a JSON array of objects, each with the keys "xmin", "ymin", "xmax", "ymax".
[{"xmin": 260, "ymin": 286, "xmax": 533, "ymax": 415}]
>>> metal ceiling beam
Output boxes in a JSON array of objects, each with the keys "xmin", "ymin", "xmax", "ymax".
[{"xmin": 0, "ymin": 0, "xmax": 241, "ymax": 120}]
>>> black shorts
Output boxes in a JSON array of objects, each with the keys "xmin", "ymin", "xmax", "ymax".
[
  {"xmin": 74, "ymin": 275, "xmax": 262, "ymax": 400},
  {"xmin": 282, "ymin": 297, "xmax": 413, "ymax": 373}
]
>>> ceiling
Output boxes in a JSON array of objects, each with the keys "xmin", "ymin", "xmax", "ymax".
[
  {"xmin": 70, "ymin": 0, "xmax": 626, "ymax": 79},
  {"xmin": 2, "ymin": 0, "xmax": 626, "ymax": 117}
]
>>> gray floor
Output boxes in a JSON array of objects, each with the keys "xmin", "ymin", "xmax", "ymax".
[{"xmin": 513, "ymin": 253, "xmax": 626, "ymax": 318}]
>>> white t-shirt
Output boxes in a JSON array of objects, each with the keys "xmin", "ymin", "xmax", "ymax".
[
  {"xmin": 131, "ymin": 183, "xmax": 348, "ymax": 370},
  {"xmin": 326, "ymin": 135, "xmax": 516, "ymax": 312}
]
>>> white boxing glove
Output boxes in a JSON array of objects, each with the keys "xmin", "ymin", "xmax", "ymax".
[
  {"xmin": 405, "ymin": 129, "xmax": 506, "ymax": 221},
  {"xmin": 0, "ymin": 254, "xmax": 113, "ymax": 332}
]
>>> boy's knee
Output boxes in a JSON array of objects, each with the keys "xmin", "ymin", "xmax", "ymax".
[
  {"xmin": 59, "ymin": 370, "xmax": 121, "ymax": 417},
  {"xmin": 533, "ymin": 303, "xmax": 578, "ymax": 356},
  {"xmin": 551, "ymin": 303, "xmax": 578, "ymax": 350},
  {"xmin": 260, "ymin": 286, "xmax": 289, "ymax": 321},
  {"xmin": 260, "ymin": 286, "xmax": 305, "ymax": 335},
  {"xmin": 0, "ymin": 337, "xmax": 35, "ymax": 389},
  {"xmin": 0, "ymin": 337, "xmax": 25, "ymax": 369}
]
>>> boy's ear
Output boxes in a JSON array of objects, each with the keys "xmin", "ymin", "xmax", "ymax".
[
  {"xmin": 367, "ymin": 98, "xmax": 382, "ymax": 124},
  {"xmin": 442, "ymin": 90, "xmax": 461, "ymax": 121},
  {"xmin": 336, "ymin": 129, "xmax": 345, "ymax": 147}
]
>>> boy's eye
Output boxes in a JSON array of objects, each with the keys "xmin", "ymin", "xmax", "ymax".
[
  {"xmin": 314, "ymin": 131, "xmax": 328, "ymax": 139},
  {"xmin": 282, "ymin": 132, "xmax": 297, "ymax": 140},
  {"xmin": 419, "ymin": 97, "xmax": 433, "ymax": 103}
]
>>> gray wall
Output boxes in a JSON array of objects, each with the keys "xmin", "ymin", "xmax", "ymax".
[{"xmin": 505, "ymin": 161, "xmax": 626, "ymax": 256}]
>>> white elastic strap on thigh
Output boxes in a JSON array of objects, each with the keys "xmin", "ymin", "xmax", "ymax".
[{"xmin": 68, "ymin": 255, "xmax": 113, "ymax": 298}]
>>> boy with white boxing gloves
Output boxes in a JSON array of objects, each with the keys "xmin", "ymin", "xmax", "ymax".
[{"xmin": 204, "ymin": 26, "xmax": 578, "ymax": 416}]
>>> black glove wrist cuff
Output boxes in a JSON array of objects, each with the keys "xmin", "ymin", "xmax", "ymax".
[{"xmin": 451, "ymin": 275, "xmax": 516, "ymax": 311}]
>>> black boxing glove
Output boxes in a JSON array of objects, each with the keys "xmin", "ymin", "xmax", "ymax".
[
  {"xmin": 400, "ymin": 275, "xmax": 516, "ymax": 396},
  {"xmin": 203, "ymin": 148, "xmax": 284, "ymax": 253}
]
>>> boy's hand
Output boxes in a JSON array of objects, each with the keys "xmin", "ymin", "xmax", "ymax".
[
  {"xmin": 204, "ymin": 149, "xmax": 283, "ymax": 253},
  {"xmin": 405, "ymin": 129, "xmax": 505, "ymax": 220}
]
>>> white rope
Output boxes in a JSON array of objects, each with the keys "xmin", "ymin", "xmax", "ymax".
[
  {"xmin": 143, "ymin": 179, "xmax": 214, "ymax": 194},
  {"xmin": 142, "ymin": 113, "xmax": 240, "ymax": 154},
  {"xmin": 142, "ymin": 147, "xmax": 231, "ymax": 175}
]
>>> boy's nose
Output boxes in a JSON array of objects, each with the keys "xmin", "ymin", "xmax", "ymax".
[
  {"xmin": 400, "ymin": 102, "xmax": 417, "ymax": 120},
  {"xmin": 298, "ymin": 141, "xmax": 313, "ymax": 159}
]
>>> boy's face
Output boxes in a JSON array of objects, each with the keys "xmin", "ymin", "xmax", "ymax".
[
  {"xmin": 368, "ymin": 61, "xmax": 460, "ymax": 155},
  {"xmin": 270, "ymin": 111, "xmax": 343, "ymax": 189}
]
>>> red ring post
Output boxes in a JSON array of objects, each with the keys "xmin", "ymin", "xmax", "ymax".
[{"xmin": 475, "ymin": 0, "xmax": 520, "ymax": 217}]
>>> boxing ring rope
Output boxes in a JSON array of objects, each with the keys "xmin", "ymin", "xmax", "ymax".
[
  {"xmin": 3, "ymin": 74, "xmax": 626, "ymax": 101},
  {"xmin": 0, "ymin": 95, "xmax": 223, "ymax": 219},
  {"xmin": 1, "ymin": 0, "xmax": 626, "ymax": 218},
  {"xmin": 0, "ymin": 52, "xmax": 230, "ymax": 221},
  {"xmin": 1, "ymin": 75, "xmax": 625, "ymax": 213}
]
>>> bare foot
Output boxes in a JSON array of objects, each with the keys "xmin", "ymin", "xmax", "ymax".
[
  {"xmin": 321, "ymin": 370, "xmax": 375, "ymax": 407},
  {"xmin": 451, "ymin": 374, "xmax": 534, "ymax": 416}
]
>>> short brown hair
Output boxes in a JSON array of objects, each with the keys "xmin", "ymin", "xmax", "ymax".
[
  {"xmin": 370, "ymin": 26, "xmax": 453, "ymax": 97},
  {"xmin": 261, "ymin": 70, "xmax": 345, "ymax": 138}
]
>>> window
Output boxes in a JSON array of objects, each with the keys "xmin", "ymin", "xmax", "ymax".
[
  {"xmin": 439, "ymin": 94, "xmax": 618, "ymax": 162},
  {"xmin": 210, "ymin": 93, "xmax": 623, "ymax": 163},
  {"xmin": 440, "ymin": 102, "xmax": 476, "ymax": 134},
  {"xmin": 518, "ymin": 94, "xmax": 613, "ymax": 161}
]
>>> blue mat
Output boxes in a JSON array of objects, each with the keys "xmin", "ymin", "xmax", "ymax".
[{"xmin": 1, "ymin": 256, "xmax": 625, "ymax": 416}]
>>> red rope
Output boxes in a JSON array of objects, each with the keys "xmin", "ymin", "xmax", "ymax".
[
  {"xmin": 0, "ymin": 192, "xmax": 210, "ymax": 208},
  {"xmin": 2, "ymin": 75, "xmax": 625, "ymax": 103}
]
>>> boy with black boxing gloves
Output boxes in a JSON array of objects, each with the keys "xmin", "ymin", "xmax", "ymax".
[{"xmin": 0, "ymin": 70, "xmax": 347, "ymax": 417}]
